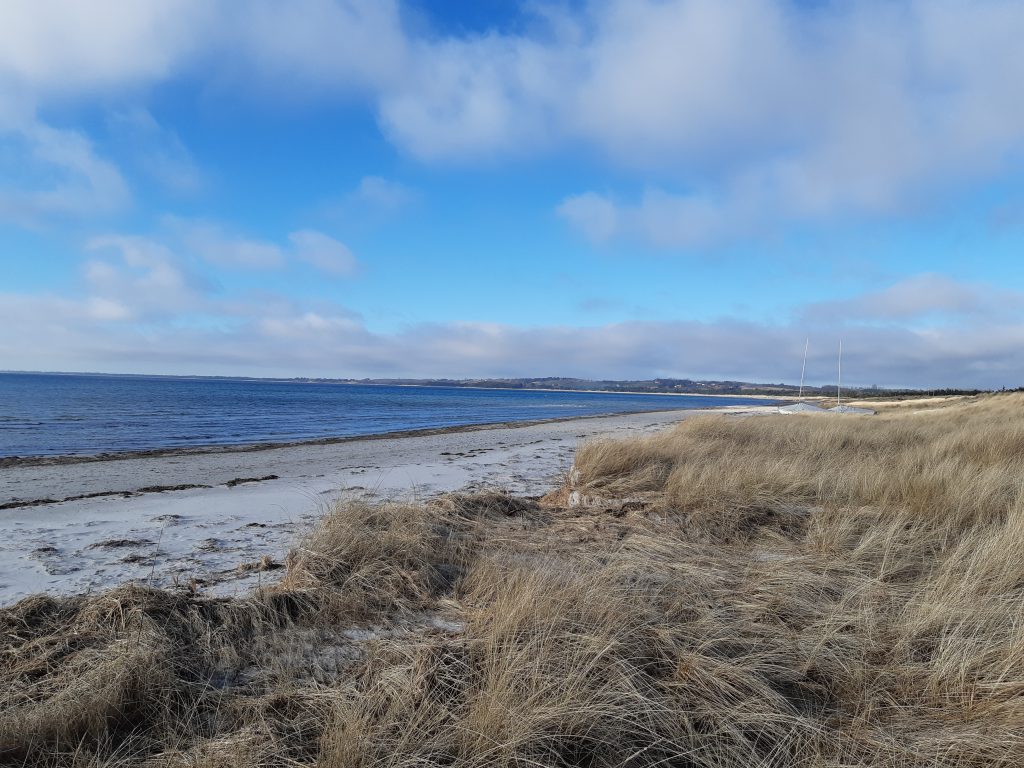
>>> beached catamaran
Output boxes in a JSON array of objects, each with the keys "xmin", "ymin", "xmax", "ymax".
[
  {"xmin": 828, "ymin": 339, "xmax": 874, "ymax": 414},
  {"xmin": 779, "ymin": 338, "xmax": 874, "ymax": 415},
  {"xmin": 778, "ymin": 338, "xmax": 826, "ymax": 413}
]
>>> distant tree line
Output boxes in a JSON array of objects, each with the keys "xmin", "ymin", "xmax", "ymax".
[{"xmin": 339, "ymin": 377, "xmax": 992, "ymax": 399}]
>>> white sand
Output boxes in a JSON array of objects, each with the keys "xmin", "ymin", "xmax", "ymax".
[{"xmin": 0, "ymin": 406, "xmax": 770, "ymax": 605}]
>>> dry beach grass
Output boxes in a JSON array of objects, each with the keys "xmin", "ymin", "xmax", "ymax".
[{"xmin": 3, "ymin": 394, "xmax": 1024, "ymax": 766}]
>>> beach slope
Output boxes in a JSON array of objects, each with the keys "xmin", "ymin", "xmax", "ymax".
[{"xmin": 0, "ymin": 406, "xmax": 768, "ymax": 603}]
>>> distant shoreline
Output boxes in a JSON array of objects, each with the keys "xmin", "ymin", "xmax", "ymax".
[
  {"xmin": 0, "ymin": 401, "xmax": 780, "ymax": 469},
  {"xmin": 362, "ymin": 381, "xmax": 787, "ymax": 399},
  {"xmin": 0, "ymin": 370, "xmax": 821, "ymax": 398}
]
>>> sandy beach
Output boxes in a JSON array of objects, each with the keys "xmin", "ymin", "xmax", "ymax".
[{"xmin": 0, "ymin": 406, "xmax": 772, "ymax": 605}]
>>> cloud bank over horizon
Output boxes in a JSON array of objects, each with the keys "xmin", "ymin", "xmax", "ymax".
[
  {"xmin": 2, "ymin": 1, "xmax": 1023, "ymax": 388},
  {"xmin": 4, "ymin": 259, "xmax": 1022, "ymax": 389}
]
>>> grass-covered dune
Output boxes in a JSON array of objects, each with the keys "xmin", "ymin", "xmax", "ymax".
[{"xmin": 4, "ymin": 394, "xmax": 1024, "ymax": 766}]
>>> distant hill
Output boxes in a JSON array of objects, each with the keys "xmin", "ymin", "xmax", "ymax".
[
  {"xmin": 333, "ymin": 377, "xmax": 987, "ymax": 399},
  {"xmin": 2, "ymin": 371, "xmax": 992, "ymax": 398}
]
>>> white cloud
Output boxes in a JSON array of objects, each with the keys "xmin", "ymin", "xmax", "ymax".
[
  {"xmin": 379, "ymin": 0, "xmax": 1024, "ymax": 244},
  {"xmin": 0, "ymin": 1, "xmax": 404, "ymax": 227},
  {"xmin": 289, "ymin": 229, "xmax": 358, "ymax": 276},
  {"xmin": 160, "ymin": 218, "xmax": 359, "ymax": 276},
  {"xmin": 0, "ymin": 3, "xmax": 1021, "ymax": 387},
  {"xmin": 0, "ymin": 1, "xmax": 206, "ymax": 100},
  {"xmin": 556, "ymin": 193, "xmax": 620, "ymax": 244},
  {"xmin": 318, "ymin": 175, "xmax": 418, "ymax": 224},
  {"xmin": 564, "ymin": 0, "xmax": 803, "ymax": 169},
  {"xmin": 169, "ymin": 219, "xmax": 286, "ymax": 269},
  {"xmin": 801, "ymin": 274, "xmax": 1024, "ymax": 324},
  {"xmin": 544, "ymin": 1, "xmax": 1024, "ymax": 246},
  {"xmin": 2, "ymin": 267, "xmax": 1022, "ymax": 388},
  {"xmin": 20, "ymin": 226, "xmax": 360, "ymax": 337},
  {"xmin": 0, "ymin": 122, "xmax": 130, "ymax": 225},
  {"xmin": 222, "ymin": 0, "xmax": 407, "ymax": 95},
  {"xmin": 85, "ymin": 297, "xmax": 133, "ymax": 322},
  {"xmin": 108, "ymin": 108, "xmax": 203, "ymax": 193},
  {"xmin": 354, "ymin": 176, "xmax": 415, "ymax": 211},
  {"xmin": 0, "ymin": 0, "xmax": 405, "ymax": 111},
  {"xmin": 260, "ymin": 310, "xmax": 363, "ymax": 339},
  {"xmin": 377, "ymin": 32, "xmax": 569, "ymax": 160},
  {"xmin": 558, "ymin": 189, "xmax": 735, "ymax": 248},
  {"xmin": 84, "ymin": 235, "xmax": 207, "ymax": 319},
  {"xmin": 2, "ymin": 1, "xmax": 1023, "ymax": 240}
]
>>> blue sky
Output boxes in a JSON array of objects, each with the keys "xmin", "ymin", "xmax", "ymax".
[{"xmin": 2, "ymin": 0, "xmax": 1024, "ymax": 388}]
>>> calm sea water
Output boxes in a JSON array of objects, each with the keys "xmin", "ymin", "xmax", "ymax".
[{"xmin": 0, "ymin": 373, "xmax": 775, "ymax": 458}]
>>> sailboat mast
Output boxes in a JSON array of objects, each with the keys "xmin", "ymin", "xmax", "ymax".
[
  {"xmin": 799, "ymin": 337, "xmax": 808, "ymax": 401},
  {"xmin": 837, "ymin": 340, "xmax": 842, "ymax": 408}
]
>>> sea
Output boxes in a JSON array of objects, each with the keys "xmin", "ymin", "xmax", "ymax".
[{"xmin": 0, "ymin": 372, "xmax": 776, "ymax": 459}]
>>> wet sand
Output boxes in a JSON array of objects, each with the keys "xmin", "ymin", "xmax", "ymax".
[{"xmin": 0, "ymin": 406, "xmax": 772, "ymax": 604}]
